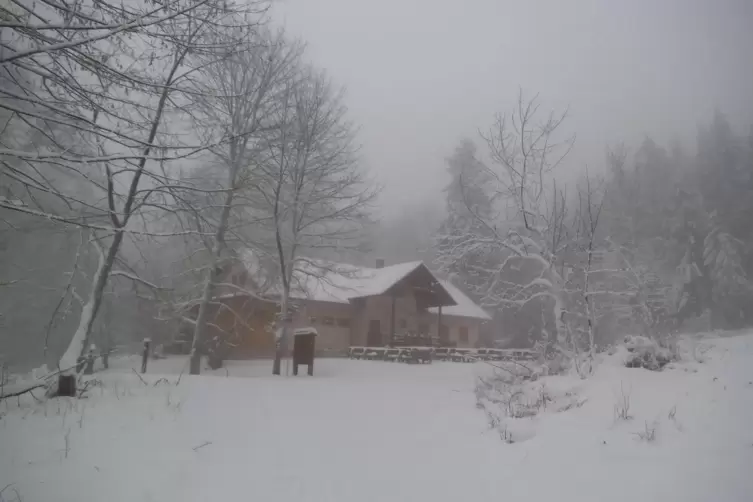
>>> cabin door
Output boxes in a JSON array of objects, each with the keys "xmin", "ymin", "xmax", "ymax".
[{"xmin": 367, "ymin": 319, "xmax": 382, "ymax": 346}]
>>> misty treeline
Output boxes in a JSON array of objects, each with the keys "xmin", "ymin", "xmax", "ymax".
[
  {"xmin": 427, "ymin": 93, "xmax": 753, "ymax": 367},
  {"xmin": 0, "ymin": 0, "xmax": 375, "ymax": 375}
]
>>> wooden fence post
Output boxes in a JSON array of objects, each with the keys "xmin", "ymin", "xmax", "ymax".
[{"xmin": 141, "ymin": 338, "xmax": 151, "ymax": 374}]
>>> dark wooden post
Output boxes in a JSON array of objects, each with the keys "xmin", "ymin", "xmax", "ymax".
[
  {"xmin": 389, "ymin": 294, "xmax": 396, "ymax": 346},
  {"xmin": 272, "ymin": 333, "xmax": 282, "ymax": 375},
  {"xmin": 292, "ymin": 329, "xmax": 316, "ymax": 376},
  {"xmin": 437, "ymin": 305, "xmax": 443, "ymax": 346},
  {"xmin": 84, "ymin": 348, "xmax": 95, "ymax": 375},
  {"xmin": 57, "ymin": 374, "xmax": 76, "ymax": 397},
  {"xmin": 141, "ymin": 338, "xmax": 150, "ymax": 374},
  {"xmin": 273, "ymin": 311, "xmax": 292, "ymax": 376}
]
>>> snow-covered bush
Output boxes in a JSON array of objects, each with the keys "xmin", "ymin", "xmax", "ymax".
[
  {"xmin": 536, "ymin": 351, "xmax": 570, "ymax": 377},
  {"xmin": 622, "ymin": 335, "xmax": 675, "ymax": 371}
]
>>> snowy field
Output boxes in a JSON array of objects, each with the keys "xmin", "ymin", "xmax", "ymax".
[{"xmin": 2, "ymin": 333, "xmax": 753, "ymax": 502}]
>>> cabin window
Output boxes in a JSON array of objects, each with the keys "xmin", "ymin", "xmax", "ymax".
[
  {"xmin": 322, "ymin": 317, "xmax": 335, "ymax": 326},
  {"xmin": 337, "ymin": 318, "xmax": 350, "ymax": 328},
  {"xmin": 458, "ymin": 326, "xmax": 469, "ymax": 343},
  {"xmin": 418, "ymin": 323, "xmax": 429, "ymax": 335},
  {"xmin": 308, "ymin": 316, "xmax": 318, "ymax": 324}
]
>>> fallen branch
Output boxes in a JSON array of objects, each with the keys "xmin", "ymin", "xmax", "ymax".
[
  {"xmin": 0, "ymin": 483, "xmax": 21, "ymax": 502},
  {"xmin": 176, "ymin": 361, "xmax": 188, "ymax": 386},
  {"xmin": 131, "ymin": 368, "xmax": 148, "ymax": 386},
  {"xmin": 192, "ymin": 441, "xmax": 212, "ymax": 451},
  {"xmin": 0, "ymin": 383, "xmax": 46, "ymax": 401},
  {"xmin": 28, "ymin": 388, "xmax": 43, "ymax": 403}
]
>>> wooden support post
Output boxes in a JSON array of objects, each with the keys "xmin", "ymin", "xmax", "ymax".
[
  {"xmin": 141, "ymin": 338, "xmax": 150, "ymax": 374},
  {"xmin": 389, "ymin": 294, "xmax": 396, "ymax": 346},
  {"xmin": 437, "ymin": 305, "xmax": 443, "ymax": 346}
]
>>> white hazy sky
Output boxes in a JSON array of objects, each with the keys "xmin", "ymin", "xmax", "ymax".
[{"xmin": 272, "ymin": 0, "xmax": 753, "ymax": 219}]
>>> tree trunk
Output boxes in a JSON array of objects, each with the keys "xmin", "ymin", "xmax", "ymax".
[
  {"xmin": 59, "ymin": 232, "xmax": 123, "ymax": 372},
  {"xmin": 58, "ymin": 51, "xmax": 182, "ymax": 377},
  {"xmin": 189, "ymin": 189, "xmax": 235, "ymax": 375},
  {"xmin": 272, "ymin": 289, "xmax": 290, "ymax": 375}
]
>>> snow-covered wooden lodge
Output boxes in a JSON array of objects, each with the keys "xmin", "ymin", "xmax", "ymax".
[{"xmin": 189, "ymin": 255, "xmax": 490, "ymax": 357}]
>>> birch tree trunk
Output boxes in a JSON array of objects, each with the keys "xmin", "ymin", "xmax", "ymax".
[
  {"xmin": 58, "ymin": 234, "xmax": 121, "ymax": 370},
  {"xmin": 271, "ymin": 285, "xmax": 290, "ymax": 376},
  {"xmin": 57, "ymin": 53, "xmax": 183, "ymax": 374}
]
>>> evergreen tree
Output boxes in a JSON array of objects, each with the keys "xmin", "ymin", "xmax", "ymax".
[{"xmin": 435, "ymin": 139, "xmax": 497, "ymax": 294}]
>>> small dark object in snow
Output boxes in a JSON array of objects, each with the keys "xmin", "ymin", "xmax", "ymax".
[
  {"xmin": 84, "ymin": 353, "xmax": 95, "ymax": 375},
  {"xmin": 603, "ymin": 440, "xmax": 607, "ymax": 445},
  {"xmin": 141, "ymin": 338, "xmax": 150, "ymax": 374},
  {"xmin": 713, "ymin": 377, "xmax": 718, "ymax": 381},
  {"xmin": 293, "ymin": 328, "xmax": 317, "ymax": 376},
  {"xmin": 57, "ymin": 375, "xmax": 76, "ymax": 397}
]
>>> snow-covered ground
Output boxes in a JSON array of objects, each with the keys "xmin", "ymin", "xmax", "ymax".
[{"xmin": 2, "ymin": 333, "xmax": 753, "ymax": 502}]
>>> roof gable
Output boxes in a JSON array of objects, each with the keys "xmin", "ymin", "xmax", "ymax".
[
  {"xmin": 428, "ymin": 280, "xmax": 491, "ymax": 320},
  {"xmin": 237, "ymin": 251, "xmax": 490, "ymax": 320},
  {"xmin": 349, "ymin": 262, "xmax": 455, "ymax": 307}
]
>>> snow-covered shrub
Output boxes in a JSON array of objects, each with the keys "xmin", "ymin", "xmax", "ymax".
[
  {"xmin": 538, "ymin": 352, "xmax": 569, "ymax": 377},
  {"xmin": 657, "ymin": 336, "xmax": 682, "ymax": 361},
  {"xmin": 622, "ymin": 335, "xmax": 675, "ymax": 371}
]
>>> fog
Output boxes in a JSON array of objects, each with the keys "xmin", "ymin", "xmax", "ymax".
[
  {"xmin": 4, "ymin": 2, "xmax": 753, "ymax": 497},
  {"xmin": 2, "ymin": 0, "xmax": 753, "ymax": 371},
  {"xmin": 273, "ymin": 0, "xmax": 753, "ymax": 218}
]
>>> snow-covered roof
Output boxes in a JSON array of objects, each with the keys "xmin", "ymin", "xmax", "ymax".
[
  {"xmin": 240, "ymin": 251, "xmax": 424, "ymax": 303},
  {"xmin": 291, "ymin": 260, "xmax": 432, "ymax": 304},
  {"xmin": 237, "ymin": 251, "xmax": 489, "ymax": 320},
  {"xmin": 429, "ymin": 280, "xmax": 492, "ymax": 321}
]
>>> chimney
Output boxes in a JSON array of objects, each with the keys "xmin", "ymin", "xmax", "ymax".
[{"xmin": 375, "ymin": 258, "xmax": 385, "ymax": 269}]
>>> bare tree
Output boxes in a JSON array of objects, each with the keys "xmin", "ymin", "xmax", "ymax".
[
  {"xmin": 181, "ymin": 28, "xmax": 303, "ymax": 374},
  {"xmin": 251, "ymin": 68, "xmax": 377, "ymax": 375},
  {"xmin": 481, "ymin": 90, "xmax": 575, "ymax": 231},
  {"xmin": 0, "ymin": 0, "xmax": 271, "ymax": 378},
  {"xmin": 437, "ymin": 91, "xmax": 574, "ymax": 353},
  {"xmin": 561, "ymin": 170, "xmax": 606, "ymax": 374}
]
